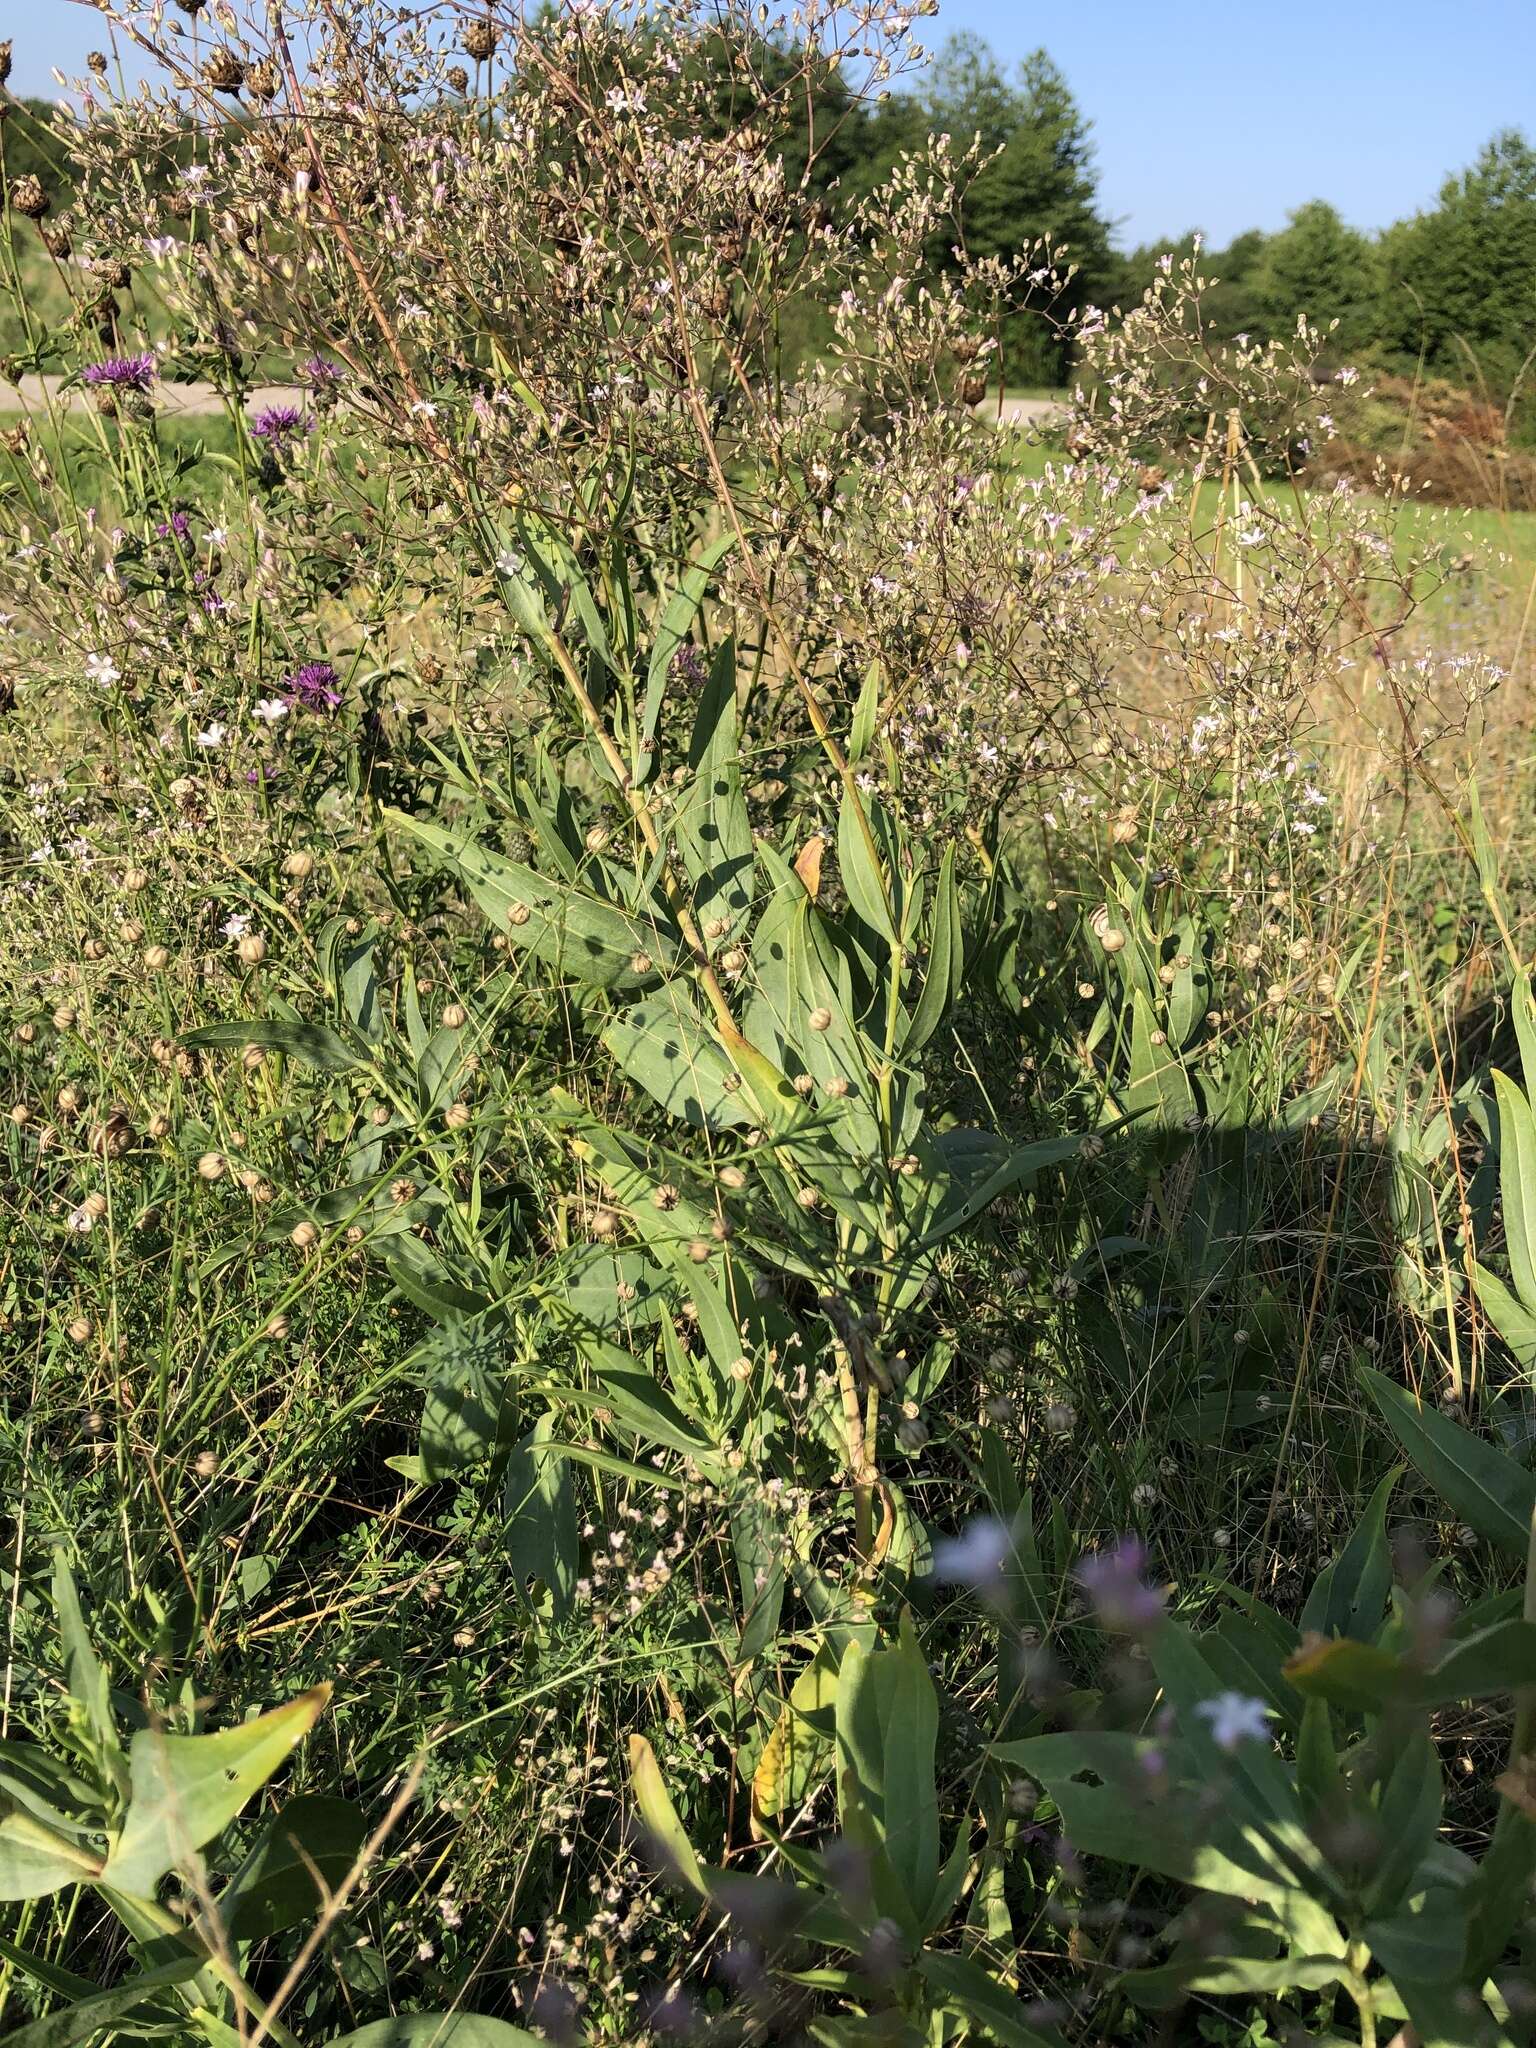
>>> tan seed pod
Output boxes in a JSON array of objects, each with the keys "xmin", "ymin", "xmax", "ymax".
[
  {"xmin": 720, "ymin": 948, "xmax": 746, "ymax": 973},
  {"xmin": 792, "ymin": 1073, "xmax": 815, "ymax": 1097},
  {"xmin": 67, "ymin": 1315, "xmax": 93, "ymax": 1345},
  {"xmin": 57, "ymin": 1086, "xmax": 82, "ymax": 1115},
  {"xmin": 197, "ymin": 1151, "xmax": 226, "ymax": 1181},
  {"xmin": 441, "ymin": 1004, "xmax": 467, "ymax": 1030},
  {"xmin": 444, "ymin": 1101, "xmax": 472, "ymax": 1130},
  {"xmin": 507, "ymin": 900, "xmax": 531, "ymax": 927},
  {"xmin": 1109, "ymin": 816, "xmax": 1139, "ymax": 845},
  {"xmin": 589, "ymin": 1205, "xmax": 620, "ymax": 1239},
  {"xmin": 143, "ymin": 945, "xmax": 171, "ymax": 971},
  {"xmin": 584, "ymin": 826, "xmax": 609, "ymax": 854},
  {"xmin": 147, "ymin": 1114, "xmax": 172, "ymax": 1141},
  {"xmin": 652, "ymin": 1183, "xmax": 680, "ymax": 1210},
  {"xmin": 237, "ymin": 935, "xmax": 266, "ymax": 967},
  {"xmin": 807, "ymin": 1007, "xmax": 833, "ymax": 1032},
  {"xmin": 82, "ymin": 939, "xmax": 108, "ymax": 963},
  {"xmin": 796, "ymin": 1185, "xmax": 820, "ymax": 1210},
  {"xmin": 52, "ymin": 1006, "xmax": 78, "ymax": 1031},
  {"xmin": 241, "ymin": 1045, "xmax": 265, "ymax": 1072},
  {"xmin": 15, "ymin": 1022, "xmax": 36, "ymax": 1046},
  {"xmin": 282, "ymin": 849, "xmax": 315, "ymax": 879},
  {"xmin": 704, "ymin": 917, "xmax": 728, "ymax": 939},
  {"xmin": 290, "ymin": 1219, "xmax": 319, "ymax": 1249},
  {"xmin": 390, "ymin": 1177, "xmax": 418, "ymax": 1206},
  {"xmin": 122, "ymin": 867, "xmax": 149, "ymax": 892},
  {"xmin": 687, "ymin": 1239, "xmax": 711, "ymax": 1263},
  {"xmin": 629, "ymin": 952, "xmax": 652, "ymax": 976},
  {"xmin": 823, "ymin": 1074, "xmax": 850, "ymax": 1098},
  {"xmin": 119, "ymin": 919, "xmax": 144, "ymax": 945},
  {"xmin": 265, "ymin": 1313, "xmax": 290, "ymax": 1339},
  {"xmin": 10, "ymin": 1101, "xmax": 31, "ymax": 1125},
  {"xmin": 716, "ymin": 1166, "xmax": 746, "ymax": 1190}
]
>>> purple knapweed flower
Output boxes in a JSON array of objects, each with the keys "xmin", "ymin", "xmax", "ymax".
[
  {"xmin": 1075, "ymin": 1539, "xmax": 1166, "ymax": 1634},
  {"xmin": 249, "ymin": 403, "xmax": 312, "ymax": 443},
  {"xmin": 282, "ymin": 660, "xmax": 341, "ymax": 712},
  {"xmin": 156, "ymin": 510, "xmax": 192, "ymax": 541},
  {"xmin": 298, "ymin": 354, "xmax": 344, "ymax": 390},
  {"xmin": 83, "ymin": 351, "xmax": 156, "ymax": 392}
]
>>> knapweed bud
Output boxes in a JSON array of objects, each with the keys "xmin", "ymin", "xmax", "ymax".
[
  {"xmin": 390, "ymin": 1177, "xmax": 418, "ymax": 1206},
  {"xmin": 507, "ymin": 900, "xmax": 531, "ymax": 927},
  {"xmin": 67, "ymin": 1314, "xmax": 93, "ymax": 1345},
  {"xmin": 123, "ymin": 866, "xmax": 149, "ymax": 892},
  {"xmin": 197, "ymin": 1151, "xmax": 226, "ymax": 1181},
  {"xmin": 823, "ymin": 1074, "xmax": 850, "ymax": 1098},
  {"xmin": 237, "ymin": 934, "xmax": 266, "ymax": 967},
  {"xmin": 589, "ymin": 1206, "xmax": 620, "ymax": 1239},
  {"xmin": 807, "ymin": 1007, "xmax": 833, "ymax": 1032},
  {"xmin": 82, "ymin": 938, "xmax": 108, "ymax": 962}
]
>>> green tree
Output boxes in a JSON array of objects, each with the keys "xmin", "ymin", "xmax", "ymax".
[
  {"xmin": 925, "ymin": 38, "xmax": 1114, "ymax": 385},
  {"xmin": 1256, "ymin": 200, "xmax": 1378, "ymax": 349},
  {"xmin": 1376, "ymin": 129, "xmax": 1536, "ymax": 396}
]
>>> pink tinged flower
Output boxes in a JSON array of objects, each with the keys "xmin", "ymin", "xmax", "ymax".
[{"xmin": 1075, "ymin": 1540, "xmax": 1165, "ymax": 1633}]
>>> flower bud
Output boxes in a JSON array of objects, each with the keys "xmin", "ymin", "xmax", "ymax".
[
  {"xmin": 123, "ymin": 866, "xmax": 150, "ymax": 892},
  {"xmin": 807, "ymin": 1007, "xmax": 833, "ymax": 1032},
  {"xmin": 52, "ymin": 1006, "xmax": 77, "ymax": 1031},
  {"xmin": 283, "ymin": 849, "xmax": 315, "ymax": 879},
  {"xmin": 67, "ymin": 1314, "xmax": 93, "ymax": 1345},
  {"xmin": 445, "ymin": 1100, "xmax": 471, "ymax": 1130}
]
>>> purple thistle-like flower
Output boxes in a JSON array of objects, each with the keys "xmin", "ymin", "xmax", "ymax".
[
  {"xmin": 1076, "ymin": 1539, "xmax": 1166, "ymax": 1634},
  {"xmin": 83, "ymin": 351, "xmax": 157, "ymax": 392},
  {"xmin": 283, "ymin": 660, "xmax": 341, "ymax": 712},
  {"xmin": 156, "ymin": 509, "xmax": 192, "ymax": 541},
  {"xmin": 250, "ymin": 403, "xmax": 312, "ymax": 443},
  {"xmin": 298, "ymin": 354, "xmax": 344, "ymax": 389}
]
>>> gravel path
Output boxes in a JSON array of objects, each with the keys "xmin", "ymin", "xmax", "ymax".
[{"xmin": 8, "ymin": 374, "xmax": 303, "ymax": 418}]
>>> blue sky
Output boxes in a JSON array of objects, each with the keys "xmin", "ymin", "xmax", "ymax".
[{"xmin": 12, "ymin": 0, "xmax": 1536, "ymax": 246}]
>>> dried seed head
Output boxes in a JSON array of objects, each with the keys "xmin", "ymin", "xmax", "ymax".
[
  {"xmin": 629, "ymin": 951, "xmax": 652, "ymax": 976},
  {"xmin": 461, "ymin": 17, "xmax": 501, "ymax": 62},
  {"xmin": 807, "ymin": 1007, "xmax": 833, "ymax": 1032},
  {"xmin": 1109, "ymin": 815, "xmax": 1139, "ymax": 845},
  {"xmin": 265, "ymin": 1313, "xmax": 290, "ymax": 1339},
  {"xmin": 796, "ymin": 1185, "xmax": 820, "ymax": 1210},
  {"xmin": 823, "ymin": 1074, "xmax": 850, "ymax": 1098},
  {"xmin": 82, "ymin": 1192, "xmax": 109, "ymax": 1221},
  {"xmin": 290, "ymin": 1219, "xmax": 319, "ymax": 1249},
  {"xmin": 241, "ymin": 1045, "xmax": 265, "ymax": 1072},
  {"xmin": 720, "ymin": 948, "xmax": 746, "ymax": 973},
  {"xmin": 11, "ymin": 176, "xmax": 49, "ymax": 222},
  {"xmin": 244, "ymin": 57, "xmax": 282, "ymax": 102},
  {"xmin": 282, "ymin": 849, "xmax": 315, "ymax": 879},
  {"xmin": 202, "ymin": 47, "xmax": 247, "ymax": 94},
  {"xmin": 652, "ymin": 1183, "xmax": 679, "ymax": 1210},
  {"xmin": 9, "ymin": 1101, "xmax": 31, "ymax": 1126},
  {"xmin": 148, "ymin": 1114, "xmax": 172, "ymax": 1141},
  {"xmin": 82, "ymin": 939, "xmax": 108, "ymax": 962},
  {"xmin": 704, "ymin": 917, "xmax": 729, "ymax": 939},
  {"xmin": 193, "ymin": 1448, "xmax": 218, "ymax": 1478},
  {"xmin": 792, "ymin": 1073, "xmax": 815, "ymax": 1097},
  {"xmin": 390, "ymin": 1177, "xmax": 418, "ymax": 1206},
  {"xmin": 687, "ymin": 1239, "xmax": 712, "ymax": 1263},
  {"xmin": 14, "ymin": 1022, "xmax": 36, "ymax": 1046},
  {"xmin": 445, "ymin": 1101, "xmax": 472, "ymax": 1130},
  {"xmin": 507, "ymin": 900, "xmax": 531, "ymax": 927},
  {"xmin": 441, "ymin": 1003, "xmax": 467, "ymax": 1030},
  {"xmin": 144, "ymin": 945, "xmax": 171, "ymax": 971},
  {"xmin": 52, "ymin": 1005, "xmax": 77, "ymax": 1031},
  {"xmin": 446, "ymin": 64, "xmax": 469, "ymax": 92},
  {"xmin": 57, "ymin": 1086, "xmax": 82, "ymax": 1115},
  {"xmin": 716, "ymin": 1166, "xmax": 746, "ymax": 1190},
  {"xmin": 68, "ymin": 1315, "xmax": 93, "ymax": 1345},
  {"xmin": 589, "ymin": 1205, "xmax": 620, "ymax": 1239},
  {"xmin": 959, "ymin": 372, "xmax": 987, "ymax": 407},
  {"xmin": 584, "ymin": 826, "xmax": 610, "ymax": 854},
  {"xmin": 119, "ymin": 918, "xmax": 144, "ymax": 945},
  {"xmin": 197, "ymin": 1151, "xmax": 226, "ymax": 1181},
  {"xmin": 237, "ymin": 934, "xmax": 266, "ymax": 966},
  {"xmin": 0, "ymin": 42, "xmax": 11, "ymax": 86},
  {"xmin": 87, "ymin": 51, "xmax": 109, "ymax": 76}
]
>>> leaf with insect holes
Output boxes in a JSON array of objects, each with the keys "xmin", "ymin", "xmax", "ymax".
[{"xmin": 99, "ymin": 1687, "xmax": 331, "ymax": 1898}]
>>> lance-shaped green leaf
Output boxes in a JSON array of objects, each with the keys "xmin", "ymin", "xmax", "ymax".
[
  {"xmin": 673, "ymin": 638, "xmax": 753, "ymax": 934},
  {"xmin": 904, "ymin": 844, "xmax": 963, "ymax": 1055},
  {"xmin": 602, "ymin": 984, "xmax": 753, "ymax": 1131},
  {"xmin": 1494, "ymin": 1069, "xmax": 1536, "ymax": 1312},
  {"xmin": 182, "ymin": 1018, "xmax": 365, "ymax": 1074},
  {"xmin": 100, "ymin": 1686, "xmax": 331, "ymax": 1898},
  {"xmin": 1361, "ymin": 1365, "xmax": 1536, "ymax": 1561},
  {"xmin": 389, "ymin": 812, "xmax": 675, "ymax": 992},
  {"xmin": 1475, "ymin": 1261, "xmax": 1536, "ymax": 1373},
  {"xmin": 834, "ymin": 1612, "xmax": 940, "ymax": 1926},
  {"xmin": 219, "ymin": 1794, "xmax": 367, "ymax": 1940},
  {"xmin": 0, "ymin": 1953, "xmax": 209, "ymax": 2048},
  {"xmin": 917, "ymin": 1951, "xmax": 1065, "ymax": 2046},
  {"xmin": 52, "ymin": 1555, "xmax": 126, "ymax": 1793}
]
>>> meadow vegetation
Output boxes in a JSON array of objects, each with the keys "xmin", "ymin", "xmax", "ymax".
[{"xmin": 3, "ymin": 6, "xmax": 1536, "ymax": 2048}]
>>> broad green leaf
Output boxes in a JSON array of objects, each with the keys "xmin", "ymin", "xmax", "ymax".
[
  {"xmin": 1361, "ymin": 1366, "xmax": 1536, "ymax": 1561},
  {"xmin": 220, "ymin": 1794, "xmax": 367, "ymax": 1940},
  {"xmin": 416, "ymin": 1319, "xmax": 517, "ymax": 1480},
  {"xmin": 848, "ymin": 660, "xmax": 881, "ymax": 765},
  {"xmin": 1494, "ymin": 1069, "xmax": 1536, "ymax": 1312},
  {"xmin": 628, "ymin": 1734, "xmax": 707, "ymax": 1894},
  {"xmin": 0, "ymin": 1954, "xmax": 207, "ymax": 2048},
  {"xmin": 1123, "ymin": 987, "xmax": 1195, "ymax": 1128},
  {"xmin": 0, "ymin": 1803, "xmax": 103, "ymax": 1902},
  {"xmin": 1363, "ymin": 1728, "xmax": 1443, "ymax": 1917},
  {"xmin": 503, "ymin": 1412, "xmax": 579, "ymax": 1617},
  {"xmin": 916, "ymin": 1951, "xmax": 1064, "ymax": 2045},
  {"xmin": 752, "ymin": 1642, "xmax": 841, "ymax": 1830},
  {"xmin": 1301, "ymin": 1465, "xmax": 1400, "ymax": 1644},
  {"xmin": 601, "ymin": 986, "xmax": 752, "ymax": 1131},
  {"xmin": 834, "ymin": 1613, "xmax": 940, "ymax": 1924},
  {"xmin": 1474, "ymin": 1261, "xmax": 1536, "ymax": 1372},
  {"xmin": 639, "ymin": 533, "xmax": 736, "ymax": 748},
  {"xmin": 329, "ymin": 2020, "xmax": 544, "ymax": 2048},
  {"xmin": 182, "ymin": 1019, "xmax": 364, "ymax": 1075},
  {"xmin": 389, "ymin": 812, "xmax": 673, "ymax": 993},
  {"xmin": 835, "ymin": 784, "xmax": 897, "ymax": 944},
  {"xmin": 904, "ymin": 844, "xmax": 963, "ymax": 1056},
  {"xmin": 100, "ymin": 1687, "xmax": 330, "ymax": 1897},
  {"xmin": 51, "ymin": 1556, "xmax": 126, "ymax": 1789},
  {"xmin": 674, "ymin": 638, "xmax": 753, "ymax": 934}
]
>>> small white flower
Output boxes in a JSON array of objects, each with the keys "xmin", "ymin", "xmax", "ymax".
[
  {"xmin": 495, "ymin": 549, "xmax": 525, "ymax": 578},
  {"xmin": 144, "ymin": 235, "xmax": 179, "ymax": 259},
  {"xmin": 252, "ymin": 698, "xmax": 289, "ymax": 725},
  {"xmin": 195, "ymin": 722, "xmax": 227, "ymax": 749},
  {"xmin": 85, "ymin": 653, "xmax": 120, "ymax": 688},
  {"xmin": 205, "ymin": 525, "xmax": 228, "ymax": 548},
  {"xmin": 220, "ymin": 912, "xmax": 251, "ymax": 941},
  {"xmin": 1195, "ymin": 1691, "xmax": 1272, "ymax": 1750},
  {"xmin": 28, "ymin": 841, "xmax": 53, "ymax": 865},
  {"xmin": 409, "ymin": 399, "xmax": 438, "ymax": 418},
  {"xmin": 931, "ymin": 1517, "xmax": 1010, "ymax": 1590}
]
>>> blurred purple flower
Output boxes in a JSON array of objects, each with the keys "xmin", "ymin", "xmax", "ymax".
[
  {"xmin": 299, "ymin": 354, "xmax": 344, "ymax": 389},
  {"xmin": 1076, "ymin": 1539, "xmax": 1165, "ymax": 1633},
  {"xmin": 83, "ymin": 352, "xmax": 156, "ymax": 392},
  {"xmin": 156, "ymin": 510, "xmax": 191, "ymax": 541},
  {"xmin": 250, "ymin": 403, "xmax": 312, "ymax": 443}
]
